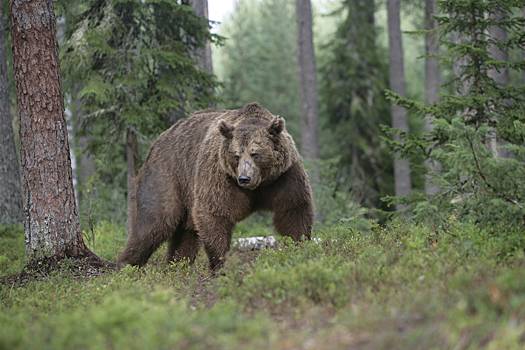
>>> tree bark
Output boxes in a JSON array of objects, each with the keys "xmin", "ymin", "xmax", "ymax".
[
  {"xmin": 424, "ymin": 0, "xmax": 440, "ymax": 196},
  {"xmin": 188, "ymin": 0, "xmax": 213, "ymax": 75},
  {"xmin": 0, "ymin": 2, "xmax": 22, "ymax": 225},
  {"xmin": 387, "ymin": 0, "xmax": 411, "ymax": 208},
  {"xmin": 296, "ymin": 0, "xmax": 320, "ymax": 183},
  {"xmin": 10, "ymin": 0, "xmax": 93, "ymax": 262},
  {"xmin": 126, "ymin": 127, "xmax": 139, "ymax": 236}
]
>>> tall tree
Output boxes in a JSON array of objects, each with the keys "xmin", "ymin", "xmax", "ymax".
[
  {"xmin": 188, "ymin": 0, "xmax": 213, "ymax": 74},
  {"xmin": 320, "ymin": 0, "xmax": 393, "ymax": 209},
  {"xmin": 10, "ymin": 0, "xmax": 95, "ymax": 262},
  {"xmin": 487, "ymin": 8, "xmax": 509, "ymax": 158},
  {"xmin": 387, "ymin": 0, "xmax": 411, "ymax": 208},
  {"xmin": 424, "ymin": 0, "xmax": 440, "ymax": 195},
  {"xmin": 0, "ymin": 2, "xmax": 22, "ymax": 225},
  {"xmin": 393, "ymin": 0, "xmax": 525, "ymax": 227},
  {"xmin": 296, "ymin": 0, "xmax": 320, "ymax": 181}
]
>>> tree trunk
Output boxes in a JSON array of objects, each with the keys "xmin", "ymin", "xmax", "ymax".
[
  {"xmin": 0, "ymin": 3, "xmax": 22, "ymax": 225},
  {"xmin": 296, "ymin": 0, "xmax": 320, "ymax": 183},
  {"xmin": 451, "ymin": 32, "xmax": 471, "ymax": 95},
  {"xmin": 57, "ymin": 15, "xmax": 80, "ymax": 205},
  {"xmin": 72, "ymin": 84, "xmax": 95, "ymax": 199},
  {"xmin": 10, "ymin": 0, "xmax": 94, "ymax": 262},
  {"xmin": 126, "ymin": 127, "xmax": 139, "ymax": 236},
  {"xmin": 488, "ymin": 11, "xmax": 509, "ymax": 87},
  {"xmin": 488, "ymin": 9, "xmax": 509, "ymax": 158},
  {"xmin": 189, "ymin": 0, "xmax": 213, "ymax": 75},
  {"xmin": 387, "ymin": 0, "xmax": 411, "ymax": 208},
  {"xmin": 424, "ymin": 0, "xmax": 440, "ymax": 196}
]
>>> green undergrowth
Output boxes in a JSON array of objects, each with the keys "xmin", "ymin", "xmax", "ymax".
[{"xmin": 1, "ymin": 219, "xmax": 525, "ymax": 349}]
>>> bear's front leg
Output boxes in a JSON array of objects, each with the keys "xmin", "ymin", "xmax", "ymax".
[
  {"xmin": 273, "ymin": 204, "xmax": 313, "ymax": 241},
  {"xmin": 267, "ymin": 162, "xmax": 314, "ymax": 241},
  {"xmin": 195, "ymin": 213, "xmax": 235, "ymax": 271}
]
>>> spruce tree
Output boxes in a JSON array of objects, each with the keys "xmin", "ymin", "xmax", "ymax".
[
  {"xmin": 320, "ymin": 0, "xmax": 393, "ymax": 209},
  {"xmin": 62, "ymin": 0, "xmax": 218, "ymax": 223},
  {"xmin": 389, "ymin": 0, "xmax": 525, "ymax": 227}
]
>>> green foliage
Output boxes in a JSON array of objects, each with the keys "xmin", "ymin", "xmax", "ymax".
[
  {"xmin": 2, "ymin": 220, "xmax": 525, "ymax": 348},
  {"xmin": 78, "ymin": 171, "xmax": 128, "ymax": 227},
  {"xmin": 60, "ymin": 0, "xmax": 219, "ymax": 226},
  {"xmin": 84, "ymin": 221, "xmax": 127, "ymax": 260},
  {"xmin": 313, "ymin": 158, "xmax": 385, "ymax": 227},
  {"xmin": 387, "ymin": 0, "xmax": 525, "ymax": 227},
  {"xmin": 63, "ymin": 0, "xmax": 218, "ymax": 136},
  {"xmin": 21, "ymin": 299, "xmax": 271, "ymax": 350},
  {"xmin": 217, "ymin": 0, "xmax": 301, "ymax": 139},
  {"xmin": 0, "ymin": 225, "xmax": 24, "ymax": 276},
  {"xmin": 219, "ymin": 237, "xmax": 352, "ymax": 308},
  {"xmin": 319, "ymin": 0, "xmax": 394, "ymax": 210}
]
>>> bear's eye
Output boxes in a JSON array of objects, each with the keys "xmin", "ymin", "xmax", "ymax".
[
  {"xmin": 234, "ymin": 155, "xmax": 240, "ymax": 162},
  {"xmin": 251, "ymin": 153, "xmax": 260, "ymax": 161}
]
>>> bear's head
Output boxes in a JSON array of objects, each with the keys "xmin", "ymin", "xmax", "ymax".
[{"xmin": 218, "ymin": 105, "xmax": 296, "ymax": 190}]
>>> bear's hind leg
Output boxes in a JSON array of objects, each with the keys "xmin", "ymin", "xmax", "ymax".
[
  {"xmin": 166, "ymin": 229, "xmax": 200, "ymax": 264},
  {"xmin": 118, "ymin": 218, "xmax": 171, "ymax": 267}
]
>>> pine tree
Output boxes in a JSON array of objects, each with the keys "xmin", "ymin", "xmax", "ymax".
[
  {"xmin": 10, "ymin": 0, "xmax": 100, "ymax": 264},
  {"xmin": 62, "ymin": 0, "xmax": 217, "ymax": 224},
  {"xmin": 390, "ymin": 0, "xmax": 525, "ymax": 227},
  {"xmin": 320, "ymin": 0, "xmax": 393, "ymax": 209}
]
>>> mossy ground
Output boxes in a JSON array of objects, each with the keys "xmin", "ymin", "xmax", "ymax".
[{"xmin": 1, "ymin": 220, "xmax": 525, "ymax": 349}]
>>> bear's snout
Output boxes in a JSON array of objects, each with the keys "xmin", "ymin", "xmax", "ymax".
[
  {"xmin": 237, "ymin": 157, "xmax": 258, "ymax": 189},
  {"xmin": 238, "ymin": 175, "xmax": 251, "ymax": 185}
]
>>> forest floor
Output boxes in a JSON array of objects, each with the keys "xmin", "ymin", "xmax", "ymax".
[{"xmin": 1, "ymin": 221, "xmax": 525, "ymax": 349}]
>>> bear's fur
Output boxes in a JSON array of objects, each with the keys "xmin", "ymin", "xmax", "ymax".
[{"xmin": 118, "ymin": 102, "xmax": 314, "ymax": 270}]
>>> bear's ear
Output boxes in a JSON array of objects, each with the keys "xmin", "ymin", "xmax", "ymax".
[
  {"xmin": 219, "ymin": 120, "xmax": 234, "ymax": 139},
  {"xmin": 268, "ymin": 117, "xmax": 284, "ymax": 136}
]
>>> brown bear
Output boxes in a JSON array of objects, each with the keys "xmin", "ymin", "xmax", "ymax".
[{"xmin": 118, "ymin": 102, "xmax": 314, "ymax": 271}]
